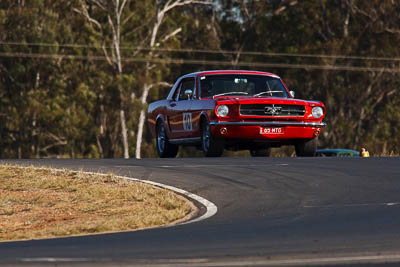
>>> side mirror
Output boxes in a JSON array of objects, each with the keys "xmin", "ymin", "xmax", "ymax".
[
  {"xmin": 185, "ymin": 89, "xmax": 193, "ymax": 100},
  {"xmin": 290, "ymin": 90, "xmax": 295, "ymax": 98}
]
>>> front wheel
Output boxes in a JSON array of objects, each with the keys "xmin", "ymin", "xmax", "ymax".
[
  {"xmin": 156, "ymin": 121, "xmax": 178, "ymax": 158},
  {"xmin": 295, "ymin": 137, "xmax": 318, "ymax": 157},
  {"xmin": 201, "ymin": 120, "xmax": 224, "ymax": 157}
]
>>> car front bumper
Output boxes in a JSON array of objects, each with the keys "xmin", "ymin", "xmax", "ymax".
[
  {"xmin": 210, "ymin": 121, "xmax": 327, "ymax": 127},
  {"xmin": 210, "ymin": 121, "xmax": 327, "ymax": 140}
]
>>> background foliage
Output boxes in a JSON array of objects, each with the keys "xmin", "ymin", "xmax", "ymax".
[{"xmin": 1, "ymin": 0, "xmax": 399, "ymax": 158}]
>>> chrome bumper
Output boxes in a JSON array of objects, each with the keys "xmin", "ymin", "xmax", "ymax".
[{"xmin": 210, "ymin": 121, "xmax": 327, "ymax": 127}]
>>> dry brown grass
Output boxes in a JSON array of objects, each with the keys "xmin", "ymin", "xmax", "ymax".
[{"xmin": 0, "ymin": 165, "xmax": 194, "ymax": 242}]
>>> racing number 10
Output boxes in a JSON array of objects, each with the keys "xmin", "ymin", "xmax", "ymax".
[{"xmin": 183, "ymin": 112, "xmax": 192, "ymax": 131}]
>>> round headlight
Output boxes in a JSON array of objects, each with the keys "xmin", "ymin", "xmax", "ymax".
[
  {"xmin": 217, "ymin": 105, "xmax": 229, "ymax": 117},
  {"xmin": 312, "ymin": 106, "xmax": 324, "ymax": 118}
]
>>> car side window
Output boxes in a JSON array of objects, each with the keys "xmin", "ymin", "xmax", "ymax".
[{"xmin": 178, "ymin": 78, "xmax": 195, "ymax": 101}]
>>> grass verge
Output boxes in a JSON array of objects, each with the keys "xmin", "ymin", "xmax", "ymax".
[{"xmin": 0, "ymin": 164, "xmax": 194, "ymax": 242}]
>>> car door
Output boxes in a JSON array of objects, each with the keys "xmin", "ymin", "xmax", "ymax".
[{"xmin": 168, "ymin": 77, "xmax": 195, "ymax": 139}]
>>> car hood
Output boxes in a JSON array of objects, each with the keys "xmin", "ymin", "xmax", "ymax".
[{"xmin": 213, "ymin": 96, "xmax": 322, "ymax": 106}]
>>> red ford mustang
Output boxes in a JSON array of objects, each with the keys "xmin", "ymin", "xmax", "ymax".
[{"xmin": 147, "ymin": 70, "xmax": 326, "ymax": 157}]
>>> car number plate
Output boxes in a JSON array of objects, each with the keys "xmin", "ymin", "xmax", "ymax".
[{"xmin": 259, "ymin": 127, "xmax": 285, "ymax": 135}]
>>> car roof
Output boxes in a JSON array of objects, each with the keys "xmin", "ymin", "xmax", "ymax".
[{"xmin": 183, "ymin": 70, "xmax": 281, "ymax": 79}]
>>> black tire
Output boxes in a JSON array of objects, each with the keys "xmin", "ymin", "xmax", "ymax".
[
  {"xmin": 201, "ymin": 120, "xmax": 224, "ymax": 157},
  {"xmin": 156, "ymin": 121, "xmax": 178, "ymax": 158},
  {"xmin": 295, "ymin": 137, "xmax": 318, "ymax": 157},
  {"xmin": 250, "ymin": 147, "xmax": 271, "ymax": 157}
]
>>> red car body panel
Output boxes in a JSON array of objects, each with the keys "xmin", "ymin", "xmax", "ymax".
[{"xmin": 148, "ymin": 70, "xmax": 326, "ymax": 152}]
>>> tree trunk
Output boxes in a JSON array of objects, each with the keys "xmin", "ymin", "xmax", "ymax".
[
  {"xmin": 135, "ymin": 84, "xmax": 151, "ymax": 159},
  {"xmin": 120, "ymin": 109, "xmax": 129, "ymax": 159},
  {"xmin": 96, "ymin": 135, "xmax": 104, "ymax": 158}
]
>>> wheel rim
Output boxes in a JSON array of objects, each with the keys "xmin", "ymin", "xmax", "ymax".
[
  {"xmin": 202, "ymin": 123, "xmax": 210, "ymax": 152},
  {"xmin": 157, "ymin": 124, "xmax": 166, "ymax": 153}
]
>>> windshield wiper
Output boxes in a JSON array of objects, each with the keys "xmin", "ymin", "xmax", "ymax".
[
  {"xmin": 213, "ymin": 92, "xmax": 249, "ymax": 97},
  {"xmin": 253, "ymin": 91, "xmax": 284, "ymax": 97}
]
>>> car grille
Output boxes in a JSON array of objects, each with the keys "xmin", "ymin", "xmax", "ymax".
[{"xmin": 240, "ymin": 104, "xmax": 305, "ymax": 116}]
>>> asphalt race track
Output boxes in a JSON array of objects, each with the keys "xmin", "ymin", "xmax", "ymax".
[{"xmin": 1, "ymin": 157, "xmax": 400, "ymax": 266}]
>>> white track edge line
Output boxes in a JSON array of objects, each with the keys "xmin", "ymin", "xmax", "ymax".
[{"xmin": 80, "ymin": 171, "xmax": 218, "ymax": 226}]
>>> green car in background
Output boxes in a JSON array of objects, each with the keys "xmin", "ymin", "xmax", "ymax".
[{"xmin": 316, "ymin": 149, "xmax": 361, "ymax": 157}]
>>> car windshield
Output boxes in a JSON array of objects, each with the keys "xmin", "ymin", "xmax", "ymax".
[{"xmin": 199, "ymin": 74, "xmax": 289, "ymax": 98}]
